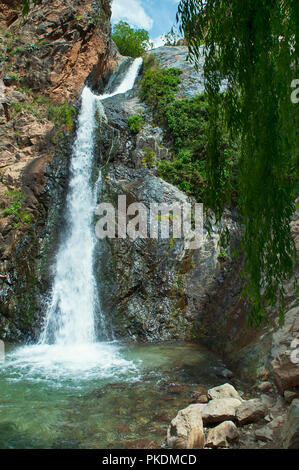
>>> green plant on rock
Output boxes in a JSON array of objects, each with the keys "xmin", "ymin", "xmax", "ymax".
[
  {"xmin": 128, "ymin": 114, "xmax": 143, "ymax": 134},
  {"xmin": 3, "ymin": 190, "xmax": 31, "ymax": 228},
  {"xmin": 47, "ymin": 102, "xmax": 76, "ymax": 131},
  {"xmin": 218, "ymin": 250, "xmax": 229, "ymax": 262},
  {"xmin": 139, "ymin": 67, "xmax": 182, "ymax": 123},
  {"xmin": 8, "ymin": 72, "xmax": 20, "ymax": 82},
  {"xmin": 158, "ymin": 149, "xmax": 207, "ymax": 199},
  {"xmin": 139, "ymin": 60, "xmax": 239, "ymax": 203},
  {"xmin": 21, "ymin": 0, "xmax": 40, "ymax": 16},
  {"xmin": 142, "ymin": 147, "xmax": 156, "ymax": 169}
]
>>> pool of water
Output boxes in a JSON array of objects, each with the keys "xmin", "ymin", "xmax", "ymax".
[{"xmin": 0, "ymin": 341, "xmax": 243, "ymax": 449}]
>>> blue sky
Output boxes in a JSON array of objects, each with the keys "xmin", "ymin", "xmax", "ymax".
[{"xmin": 111, "ymin": 0, "xmax": 180, "ymax": 46}]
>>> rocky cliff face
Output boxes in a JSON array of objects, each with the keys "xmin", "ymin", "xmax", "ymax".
[
  {"xmin": 97, "ymin": 46, "xmax": 299, "ymax": 386},
  {"xmin": 0, "ymin": 0, "xmax": 118, "ymax": 340},
  {"xmin": 1, "ymin": 6, "xmax": 298, "ymax": 402},
  {"xmin": 95, "ymin": 48, "xmax": 241, "ymax": 342}
]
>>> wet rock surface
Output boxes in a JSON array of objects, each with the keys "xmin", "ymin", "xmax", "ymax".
[
  {"xmin": 0, "ymin": 0, "xmax": 118, "ymax": 340},
  {"xmin": 94, "ymin": 50, "xmax": 241, "ymax": 342}
]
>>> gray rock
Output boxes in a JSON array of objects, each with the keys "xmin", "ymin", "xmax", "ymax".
[
  {"xmin": 219, "ymin": 368, "xmax": 234, "ymax": 379},
  {"xmin": 255, "ymin": 426, "xmax": 274, "ymax": 442},
  {"xmin": 205, "ymin": 421, "xmax": 239, "ymax": 448},
  {"xmin": 198, "ymin": 398, "xmax": 242, "ymax": 424},
  {"xmin": 236, "ymin": 399, "xmax": 268, "ymax": 425},
  {"xmin": 255, "ymin": 415, "xmax": 286, "ymax": 442},
  {"xmin": 208, "ymin": 383, "xmax": 243, "ymax": 402},
  {"xmin": 283, "ymin": 399, "xmax": 299, "ymax": 449},
  {"xmin": 166, "ymin": 404, "xmax": 205, "ymax": 449},
  {"xmin": 255, "ymin": 381, "xmax": 274, "ymax": 393}
]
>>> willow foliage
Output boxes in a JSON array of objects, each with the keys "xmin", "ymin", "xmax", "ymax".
[{"xmin": 177, "ymin": 0, "xmax": 298, "ymax": 326}]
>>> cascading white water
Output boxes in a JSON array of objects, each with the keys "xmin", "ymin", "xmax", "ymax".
[
  {"xmin": 40, "ymin": 58, "xmax": 142, "ymax": 348},
  {"xmin": 40, "ymin": 86, "xmax": 99, "ymax": 346}
]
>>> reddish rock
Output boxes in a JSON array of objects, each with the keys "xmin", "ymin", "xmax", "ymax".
[
  {"xmin": 5, "ymin": 0, "xmax": 119, "ymax": 103},
  {"xmin": 271, "ymin": 352, "xmax": 299, "ymax": 395},
  {"xmin": 205, "ymin": 421, "xmax": 239, "ymax": 448},
  {"xmin": 198, "ymin": 398, "xmax": 242, "ymax": 424}
]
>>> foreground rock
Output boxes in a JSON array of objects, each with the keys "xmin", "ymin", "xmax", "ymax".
[
  {"xmin": 207, "ymin": 383, "xmax": 243, "ymax": 402},
  {"xmin": 205, "ymin": 421, "xmax": 239, "ymax": 448},
  {"xmin": 166, "ymin": 382, "xmax": 292, "ymax": 448},
  {"xmin": 198, "ymin": 398, "xmax": 242, "ymax": 424},
  {"xmin": 0, "ymin": 0, "xmax": 119, "ymax": 341},
  {"xmin": 236, "ymin": 399, "xmax": 267, "ymax": 425},
  {"xmin": 283, "ymin": 399, "xmax": 299, "ymax": 449},
  {"xmin": 255, "ymin": 417, "xmax": 285, "ymax": 443},
  {"xmin": 166, "ymin": 404, "xmax": 205, "ymax": 449},
  {"xmin": 284, "ymin": 390, "xmax": 299, "ymax": 403},
  {"xmin": 271, "ymin": 351, "xmax": 299, "ymax": 395}
]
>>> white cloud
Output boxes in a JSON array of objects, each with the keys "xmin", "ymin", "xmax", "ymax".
[
  {"xmin": 152, "ymin": 35, "xmax": 165, "ymax": 48},
  {"xmin": 112, "ymin": 0, "xmax": 154, "ymax": 30}
]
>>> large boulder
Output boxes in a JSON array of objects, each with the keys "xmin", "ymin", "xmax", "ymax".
[
  {"xmin": 255, "ymin": 416, "xmax": 285, "ymax": 443},
  {"xmin": 205, "ymin": 421, "xmax": 239, "ymax": 448},
  {"xmin": 166, "ymin": 404, "xmax": 205, "ymax": 449},
  {"xmin": 207, "ymin": 383, "xmax": 243, "ymax": 402},
  {"xmin": 271, "ymin": 351, "xmax": 299, "ymax": 395},
  {"xmin": 283, "ymin": 399, "xmax": 299, "ymax": 449},
  {"xmin": 236, "ymin": 399, "xmax": 268, "ymax": 425},
  {"xmin": 198, "ymin": 398, "xmax": 242, "ymax": 424}
]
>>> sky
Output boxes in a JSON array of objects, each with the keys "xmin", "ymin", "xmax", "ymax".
[{"xmin": 111, "ymin": 0, "xmax": 181, "ymax": 47}]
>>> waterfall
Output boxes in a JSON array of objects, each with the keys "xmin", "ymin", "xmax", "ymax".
[{"xmin": 40, "ymin": 58, "xmax": 143, "ymax": 347}]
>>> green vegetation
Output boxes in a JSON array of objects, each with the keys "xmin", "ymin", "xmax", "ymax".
[
  {"xmin": 21, "ymin": 0, "xmax": 40, "ymax": 16},
  {"xmin": 141, "ymin": 147, "xmax": 156, "ymax": 169},
  {"xmin": 47, "ymin": 102, "xmax": 76, "ymax": 132},
  {"xmin": 112, "ymin": 21, "xmax": 153, "ymax": 58},
  {"xmin": 158, "ymin": 149, "xmax": 206, "ymax": 199},
  {"xmin": 139, "ymin": 61, "xmax": 181, "ymax": 120},
  {"xmin": 8, "ymin": 72, "xmax": 20, "ymax": 82},
  {"xmin": 218, "ymin": 250, "xmax": 229, "ymax": 262},
  {"xmin": 139, "ymin": 57, "xmax": 237, "ymax": 203},
  {"xmin": 178, "ymin": 0, "xmax": 298, "ymax": 325},
  {"xmin": 128, "ymin": 114, "xmax": 143, "ymax": 134},
  {"xmin": 3, "ymin": 191, "xmax": 31, "ymax": 228},
  {"xmin": 10, "ymin": 92, "xmax": 76, "ymax": 132}
]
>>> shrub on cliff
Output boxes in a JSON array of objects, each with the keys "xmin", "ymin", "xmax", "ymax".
[
  {"xmin": 112, "ymin": 21, "xmax": 153, "ymax": 58},
  {"xmin": 139, "ymin": 58, "xmax": 238, "ymax": 204}
]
